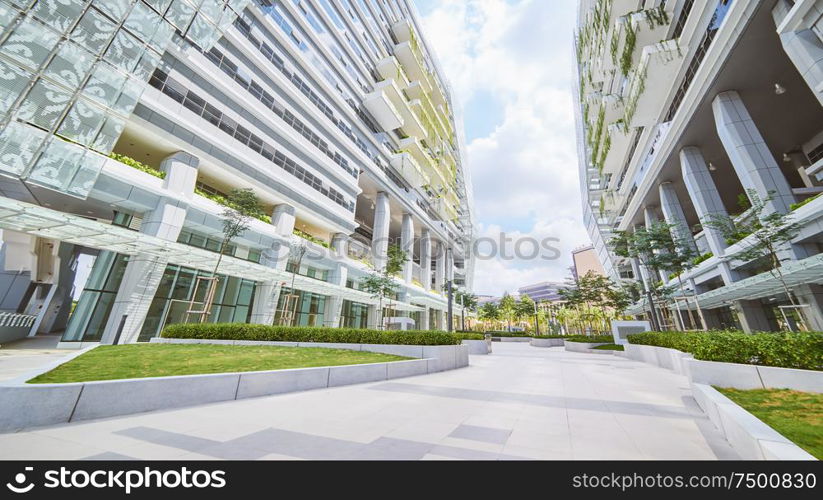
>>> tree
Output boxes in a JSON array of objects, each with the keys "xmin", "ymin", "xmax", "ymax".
[
  {"xmin": 200, "ymin": 188, "xmax": 263, "ymax": 322},
  {"xmin": 611, "ymin": 221, "xmax": 699, "ymax": 331},
  {"xmin": 704, "ymin": 189, "xmax": 804, "ymax": 327},
  {"xmin": 477, "ymin": 302, "xmax": 501, "ymax": 330},
  {"xmin": 498, "ymin": 293, "xmax": 517, "ymax": 330},
  {"xmin": 361, "ymin": 244, "xmax": 407, "ymax": 329},
  {"xmin": 281, "ymin": 240, "xmax": 307, "ymax": 326},
  {"xmin": 454, "ymin": 290, "xmax": 478, "ymax": 330},
  {"xmin": 516, "ymin": 295, "xmax": 536, "ymax": 329}
]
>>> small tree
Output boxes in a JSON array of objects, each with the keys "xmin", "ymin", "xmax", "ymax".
[
  {"xmin": 454, "ymin": 290, "xmax": 478, "ymax": 330},
  {"xmin": 361, "ymin": 244, "xmax": 407, "ymax": 329},
  {"xmin": 704, "ymin": 189, "xmax": 803, "ymax": 326},
  {"xmin": 498, "ymin": 292, "xmax": 517, "ymax": 331},
  {"xmin": 477, "ymin": 302, "xmax": 501, "ymax": 331},
  {"xmin": 516, "ymin": 295, "xmax": 536, "ymax": 330},
  {"xmin": 202, "ymin": 188, "xmax": 263, "ymax": 321}
]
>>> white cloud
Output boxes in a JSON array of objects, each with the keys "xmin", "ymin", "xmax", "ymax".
[{"xmin": 418, "ymin": 0, "xmax": 589, "ymax": 296}]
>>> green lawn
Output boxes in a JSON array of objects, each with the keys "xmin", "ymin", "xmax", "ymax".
[
  {"xmin": 28, "ymin": 344, "xmax": 410, "ymax": 384},
  {"xmin": 716, "ymin": 388, "xmax": 823, "ymax": 460},
  {"xmin": 593, "ymin": 344, "xmax": 624, "ymax": 351}
]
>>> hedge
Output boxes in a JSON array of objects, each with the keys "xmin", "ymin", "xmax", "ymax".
[
  {"xmin": 162, "ymin": 323, "xmax": 469, "ymax": 346},
  {"xmin": 563, "ymin": 334, "xmax": 614, "ymax": 344},
  {"xmin": 486, "ymin": 331, "xmax": 533, "ymax": 338},
  {"xmin": 627, "ymin": 330, "xmax": 823, "ymax": 371}
]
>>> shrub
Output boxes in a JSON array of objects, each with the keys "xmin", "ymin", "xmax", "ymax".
[
  {"xmin": 452, "ymin": 333, "xmax": 485, "ymax": 341},
  {"xmin": 486, "ymin": 331, "xmax": 533, "ymax": 338},
  {"xmin": 162, "ymin": 323, "xmax": 464, "ymax": 346},
  {"xmin": 563, "ymin": 334, "xmax": 614, "ymax": 343},
  {"xmin": 627, "ymin": 330, "xmax": 823, "ymax": 370}
]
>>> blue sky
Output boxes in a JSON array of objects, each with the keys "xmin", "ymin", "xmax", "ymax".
[{"xmin": 413, "ymin": 0, "xmax": 590, "ymax": 296}]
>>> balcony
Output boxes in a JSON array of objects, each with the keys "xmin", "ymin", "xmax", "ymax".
[
  {"xmin": 362, "ymin": 88, "xmax": 404, "ymax": 132},
  {"xmin": 390, "ymin": 151, "xmax": 430, "ymax": 189},
  {"xmin": 394, "ymin": 41, "xmax": 432, "ymax": 92},
  {"xmin": 376, "ymin": 56, "xmax": 410, "ymax": 89},
  {"xmin": 392, "ymin": 19, "xmax": 413, "ymax": 43},
  {"xmin": 624, "ymin": 39, "xmax": 684, "ymax": 127},
  {"xmin": 371, "ymin": 79, "xmax": 426, "ymax": 139}
]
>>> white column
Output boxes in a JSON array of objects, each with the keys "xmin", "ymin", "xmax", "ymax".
[
  {"xmin": 249, "ymin": 205, "xmax": 299, "ymax": 325},
  {"xmin": 773, "ymin": 0, "xmax": 823, "ymax": 107},
  {"xmin": 101, "ymin": 152, "xmax": 198, "ymax": 344},
  {"xmin": 322, "ymin": 264, "xmax": 348, "ymax": 328},
  {"xmin": 680, "ymin": 147, "xmax": 741, "ymax": 285},
  {"xmin": 400, "ymin": 213, "xmax": 414, "ymax": 284},
  {"xmin": 371, "ymin": 191, "xmax": 390, "ymax": 271},
  {"xmin": 419, "ymin": 306, "xmax": 430, "ymax": 330},
  {"xmin": 712, "ymin": 91, "xmax": 797, "ymax": 214},
  {"xmin": 658, "ymin": 182, "xmax": 697, "ymax": 254},
  {"xmin": 272, "ymin": 204, "xmax": 296, "ymax": 237},
  {"xmin": 434, "ymin": 240, "xmax": 445, "ymax": 293},
  {"xmin": 331, "ymin": 233, "xmax": 349, "ymax": 259},
  {"xmin": 420, "ymin": 228, "xmax": 431, "ymax": 290}
]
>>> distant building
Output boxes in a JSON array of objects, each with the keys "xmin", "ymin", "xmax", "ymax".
[
  {"xmin": 571, "ymin": 246, "xmax": 606, "ymax": 280},
  {"xmin": 517, "ymin": 282, "xmax": 565, "ymax": 302}
]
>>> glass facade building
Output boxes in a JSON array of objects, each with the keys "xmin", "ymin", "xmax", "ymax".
[{"xmin": 0, "ymin": 0, "xmax": 474, "ymax": 345}]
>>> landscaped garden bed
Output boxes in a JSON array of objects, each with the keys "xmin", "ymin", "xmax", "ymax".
[
  {"xmin": 28, "ymin": 344, "xmax": 410, "ymax": 384},
  {"xmin": 162, "ymin": 323, "xmax": 466, "ymax": 345},
  {"xmin": 627, "ymin": 330, "xmax": 822, "ymax": 370},
  {"xmin": 716, "ymin": 388, "xmax": 822, "ymax": 460},
  {"xmin": 593, "ymin": 344, "xmax": 624, "ymax": 351}
]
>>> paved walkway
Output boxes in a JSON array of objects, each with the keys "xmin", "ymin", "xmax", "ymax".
[
  {"xmin": 0, "ymin": 335, "xmax": 65, "ymax": 383},
  {"xmin": 0, "ymin": 343, "xmax": 737, "ymax": 460}
]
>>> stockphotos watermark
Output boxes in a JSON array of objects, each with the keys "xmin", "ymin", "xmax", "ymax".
[
  {"xmin": 5, "ymin": 466, "xmax": 226, "ymax": 495},
  {"xmin": 277, "ymin": 232, "xmax": 562, "ymax": 263}
]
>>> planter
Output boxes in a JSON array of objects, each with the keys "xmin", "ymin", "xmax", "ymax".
[
  {"xmin": 0, "ymin": 341, "xmax": 469, "ymax": 433},
  {"xmin": 500, "ymin": 337, "xmax": 531, "ymax": 343},
  {"xmin": 625, "ymin": 344, "xmax": 823, "ymax": 393},
  {"xmin": 691, "ymin": 384, "xmax": 815, "ymax": 460},
  {"xmin": 462, "ymin": 339, "xmax": 492, "ymax": 354},
  {"xmin": 529, "ymin": 338, "xmax": 564, "ymax": 348}
]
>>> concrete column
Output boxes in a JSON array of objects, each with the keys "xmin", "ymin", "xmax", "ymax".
[
  {"xmin": 331, "ymin": 233, "xmax": 349, "ymax": 259},
  {"xmin": 367, "ymin": 304, "xmax": 380, "ymax": 329},
  {"xmin": 680, "ymin": 147, "xmax": 742, "ymax": 285},
  {"xmin": 712, "ymin": 91, "xmax": 797, "ymax": 214},
  {"xmin": 419, "ymin": 306, "xmax": 430, "ymax": 330},
  {"xmin": 272, "ymin": 204, "xmax": 296, "ymax": 237},
  {"xmin": 249, "ymin": 280, "xmax": 281, "ymax": 326},
  {"xmin": 434, "ymin": 240, "xmax": 445, "ymax": 293},
  {"xmin": 773, "ymin": 0, "xmax": 823, "ymax": 107},
  {"xmin": 322, "ymin": 263, "xmax": 348, "ymax": 328},
  {"xmin": 658, "ymin": 182, "xmax": 697, "ymax": 254},
  {"xmin": 445, "ymin": 246, "xmax": 454, "ymax": 282},
  {"xmin": 734, "ymin": 299, "xmax": 774, "ymax": 333},
  {"xmin": 643, "ymin": 207, "xmax": 668, "ymax": 283},
  {"xmin": 101, "ymin": 152, "xmax": 199, "ymax": 344},
  {"xmin": 400, "ymin": 213, "xmax": 414, "ymax": 284},
  {"xmin": 793, "ymin": 284, "xmax": 823, "ymax": 332},
  {"xmin": 420, "ymin": 228, "xmax": 431, "ymax": 290},
  {"xmin": 371, "ymin": 191, "xmax": 390, "ymax": 271}
]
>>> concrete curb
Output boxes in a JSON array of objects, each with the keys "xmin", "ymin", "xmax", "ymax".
[
  {"xmin": 624, "ymin": 344, "xmax": 822, "ymax": 392},
  {"xmin": 0, "ymin": 342, "xmax": 469, "ymax": 433},
  {"xmin": 498, "ymin": 337, "xmax": 531, "ymax": 343},
  {"xmin": 691, "ymin": 384, "xmax": 816, "ymax": 460}
]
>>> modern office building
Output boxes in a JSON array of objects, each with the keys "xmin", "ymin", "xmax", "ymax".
[
  {"xmin": 0, "ymin": 0, "xmax": 474, "ymax": 346},
  {"xmin": 570, "ymin": 245, "xmax": 606, "ymax": 280},
  {"xmin": 517, "ymin": 281, "xmax": 565, "ymax": 303},
  {"xmin": 574, "ymin": 0, "xmax": 823, "ymax": 332}
]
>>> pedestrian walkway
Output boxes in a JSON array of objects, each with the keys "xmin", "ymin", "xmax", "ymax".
[
  {"xmin": 0, "ymin": 335, "xmax": 66, "ymax": 383},
  {"xmin": 0, "ymin": 343, "xmax": 737, "ymax": 460}
]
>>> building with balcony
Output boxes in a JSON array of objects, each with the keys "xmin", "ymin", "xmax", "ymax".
[
  {"xmin": 574, "ymin": 0, "xmax": 823, "ymax": 332},
  {"xmin": 517, "ymin": 282, "xmax": 566, "ymax": 303},
  {"xmin": 0, "ymin": 0, "xmax": 475, "ymax": 346}
]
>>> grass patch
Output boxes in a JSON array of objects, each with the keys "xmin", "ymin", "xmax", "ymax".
[
  {"xmin": 28, "ymin": 344, "xmax": 409, "ymax": 384},
  {"xmin": 593, "ymin": 344, "xmax": 624, "ymax": 351},
  {"xmin": 716, "ymin": 388, "xmax": 823, "ymax": 460}
]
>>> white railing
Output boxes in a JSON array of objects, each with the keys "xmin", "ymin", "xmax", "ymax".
[{"xmin": 0, "ymin": 312, "xmax": 36, "ymax": 329}]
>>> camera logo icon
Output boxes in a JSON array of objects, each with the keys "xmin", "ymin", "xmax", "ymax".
[{"xmin": 6, "ymin": 467, "xmax": 34, "ymax": 494}]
